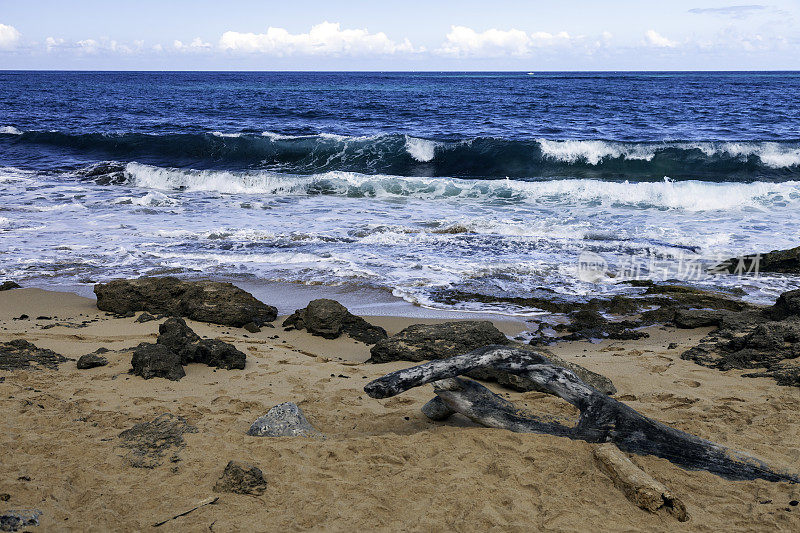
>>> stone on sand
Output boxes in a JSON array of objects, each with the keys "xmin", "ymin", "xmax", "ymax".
[
  {"xmin": 213, "ymin": 461, "xmax": 268, "ymax": 495},
  {"xmin": 0, "ymin": 509, "xmax": 42, "ymax": 532},
  {"xmin": 283, "ymin": 299, "xmax": 387, "ymax": 344},
  {"xmin": 248, "ymin": 402, "xmax": 322, "ymax": 438},
  {"xmin": 130, "ymin": 343, "xmax": 185, "ymax": 381},
  {"xmin": 157, "ymin": 317, "xmax": 246, "ymax": 370},
  {"xmin": 94, "ymin": 277, "xmax": 277, "ymax": 327},
  {"xmin": 76, "ymin": 352, "xmax": 109, "ymax": 369},
  {"xmin": 0, "ymin": 281, "xmax": 21, "ymax": 291},
  {"xmin": 0, "ymin": 340, "xmax": 68, "ymax": 371}
]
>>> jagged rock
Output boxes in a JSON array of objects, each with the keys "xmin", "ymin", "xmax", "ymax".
[
  {"xmin": 157, "ymin": 317, "xmax": 245, "ymax": 370},
  {"xmin": 673, "ymin": 309, "xmax": 725, "ymax": 329},
  {"xmin": 767, "ymin": 289, "xmax": 800, "ymax": 320},
  {"xmin": 368, "ymin": 321, "xmax": 509, "ymax": 363},
  {"xmin": 552, "ymin": 309, "xmax": 648, "ymax": 342},
  {"xmin": 715, "ymin": 245, "xmax": 800, "ymax": 275},
  {"xmin": 0, "ymin": 340, "xmax": 68, "ymax": 371},
  {"xmin": 0, "ymin": 509, "xmax": 42, "ymax": 532},
  {"xmin": 118, "ymin": 413, "xmax": 197, "ymax": 468},
  {"xmin": 744, "ymin": 363, "xmax": 800, "ymax": 386},
  {"xmin": 213, "ymin": 461, "xmax": 267, "ymax": 495},
  {"xmin": 0, "ymin": 281, "xmax": 21, "ymax": 291},
  {"xmin": 130, "ymin": 343, "xmax": 185, "ymax": 381},
  {"xmin": 247, "ymin": 402, "xmax": 322, "ymax": 438},
  {"xmin": 77, "ymin": 352, "xmax": 109, "ymax": 369},
  {"xmin": 135, "ymin": 312, "xmax": 157, "ymax": 323},
  {"xmin": 94, "ymin": 277, "xmax": 277, "ymax": 327},
  {"xmin": 242, "ymin": 322, "xmax": 261, "ymax": 333},
  {"xmin": 283, "ymin": 299, "xmax": 387, "ymax": 344}
]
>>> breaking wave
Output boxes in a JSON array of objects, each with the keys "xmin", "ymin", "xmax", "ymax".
[{"xmin": 2, "ymin": 128, "xmax": 800, "ymax": 180}]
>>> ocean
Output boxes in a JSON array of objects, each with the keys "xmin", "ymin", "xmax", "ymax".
[{"xmin": 1, "ymin": 71, "xmax": 799, "ymax": 315}]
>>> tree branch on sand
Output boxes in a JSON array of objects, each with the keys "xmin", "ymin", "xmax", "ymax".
[{"xmin": 364, "ymin": 345, "xmax": 799, "ymax": 484}]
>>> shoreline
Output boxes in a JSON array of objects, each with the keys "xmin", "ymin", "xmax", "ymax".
[{"xmin": 1, "ymin": 284, "xmax": 799, "ymax": 531}]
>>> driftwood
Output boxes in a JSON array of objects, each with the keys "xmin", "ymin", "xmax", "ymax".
[
  {"xmin": 594, "ymin": 444, "xmax": 689, "ymax": 521},
  {"xmin": 152, "ymin": 497, "xmax": 219, "ymax": 528},
  {"xmin": 364, "ymin": 345, "xmax": 799, "ymax": 483}
]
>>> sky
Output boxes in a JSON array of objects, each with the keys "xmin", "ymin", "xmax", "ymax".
[{"xmin": 1, "ymin": 1, "xmax": 799, "ymax": 70}]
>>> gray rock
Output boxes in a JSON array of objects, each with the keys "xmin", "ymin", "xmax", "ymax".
[
  {"xmin": 157, "ymin": 317, "xmax": 246, "ymax": 370},
  {"xmin": 213, "ymin": 461, "xmax": 267, "ymax": 495},
  {"xmin": 0, "ymin": 281, "xmax": 21, "ymax": 291},
  {"xmin": 0, "ymin": 509, "xmax": 41, "ymax": 532},
  {"xmin": 118, "ymin": 413, "xmax": 197, "ymax": 468},
  {"xmin": 283, "ymin": 299, "xmax": 387, "ymax": 344},
  {"xmin": 368, "ymin": 320, "xmax": 509, "ymax": 363},
  {"xmin": 242, "ymin": 322, "xmax": 261, "ymax": 333},
  {"xmin": 767, "ymin": 289, "xmax": 800, "ymax": 320},
  {"xmin": 76, "ymin": 353, "xmax": 109, "ymax": 369},
  {"xmin": 247, "ymin": 402, "xmax": 322, "ymax": 438},
  {"xmin": 94, "ymin": 277, "xmax": 277, "ymax": 327},
  {"xmin": 130, "ymin": 343, "xmax": 185, "ymax": 381},
  {"xmin": 673, "ymin": 308, "xmax": 725, "ymax": 329}
]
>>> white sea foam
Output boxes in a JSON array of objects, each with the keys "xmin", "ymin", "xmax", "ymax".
[
  {"xmin": 404, "ymin": 136, "xmax": 438, "ymax": 162},
  {"xmin": 0, "ymin": 126, "xmax": 22, "ymax": 135},
  {"xmin": 688, "ymin": 142, "xmax": 800, "ymax": 169},
  {"xmin": 113, "ymin": 191, "xmax": 180, "ymax": 207},
  {"xmin": 538, "ymin": 139, "xmax": 657, "ymax": 164},
  {"xmin": 210, "ymin": 131, "xmax": 243, "ymax": 138},
  {"xmin": 122, "ymin": 162, "xmax": 800, "ymax": 211}
]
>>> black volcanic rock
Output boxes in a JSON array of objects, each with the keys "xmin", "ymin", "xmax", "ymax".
[
  {"xmin": 283, "ymin": 299, "xmax": 387, "ymax": 344},
  {"xmin": 94, "ymin": 277, "xmax": 277, "ymax": 327},
  {"xmin": 714, "ymin": 245, "xmax": 800, "ymax": 275},
  {"xmin": 131, "ymin": 343, "xmax": 185, "ymax": 381},
  {"xmin": 157, "ymin": 317, "xmax": 246, "ymax": 370}
]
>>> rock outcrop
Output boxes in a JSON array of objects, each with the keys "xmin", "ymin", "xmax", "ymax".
[
  {"xmin": 0, "ymin": 340, "xmax": 68, "ymax": 371},
  {"xmin": 247, "ymin": 402, "xmax": 322, "ymax": 438},
  {"xmin": 158, "ymin": 317, "xmax": 246, "ymax": 370},
  {"xmin": 94, "ymin": 277, "xmax": 277, "ymax": 327},
  {"xmin": 0, "ymin": 509, "xmax": 42, "ymax": 532},
  {"xmin": 0, "ymin": 281, "xmax": 21, "ymax": 291},
  {"xmin": 283, "ymin": 299, "xmax": 387, "ymax": 344},
  {"xmin": 368, "ymin": 321, "xmax": 509, "ymax": 363},
  {"xmin": 118, "ymin": 413, "xmax": 198, "ymax": 468},
  {"xmin": 213, "ymin": 461, "xmax": 268, "ymax": 495}
]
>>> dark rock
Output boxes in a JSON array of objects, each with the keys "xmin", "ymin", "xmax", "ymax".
[
  {"xmin": 94, "ymin": 277, "xmax": 277, "ymax": 327},
  {"xmin": 242, "ymin": 322, "xmax": 261, "ymax": 333},
  {"xmin": 743, "ymin": 364, "xmax": 800, "ymax": 387},
  {"xmin": 767, "ymin": 289, "xmax": 800, "ymax": 320},
  {"xmin": 0, "ymin": 494, "xmax": 8, "ymax": 502},
  {"xmin": 135, "ymin": 312, "xmax": 157, "ymax": 323},
  {"xmin": 157, "ymin": 317, "xmax": 246, "ymax": 370},
  {"xmin": 130, "ymin": 343, "xmax": 185, "ymax": 381},
  {"xmin": 282, "ymin": 299, "xmax": 387, "ymax": 344},
  {"xmin": 0, "ymin": 281, "xmax": 21, "ymax": 291},
  {"xmin": 0, "ymin": 509, "xmax": 41, "ymax": 532},
  {"xmin": 213, "ymin": 461, "xmax": 267, "ymax": 495},
  {"xmin": 76, "ymin": 353, "xmax": 108, "ymax": 369},
  {"xmin": 714, "ymin": 245, "xmax": 800, "ymax": 275},
  {"xmin": 369, "ymin": 320, "xmax": 509, "ymax": 363},
  {"xmin": 0, "ymin": 340, "xmax": 68, "ymax": 371},
  {"xmin": 247, "ymin": 402, "xmax": 322, "ymax": 438},
  {"xmin": 118, "ymin": 413, "xmax": 198, "ymax": 468},
  {"xmin": 673, "ymin": 309, "xmax": 726, "ymax": 329}
]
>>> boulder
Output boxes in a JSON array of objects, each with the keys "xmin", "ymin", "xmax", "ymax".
[
  {"xmin": 77, "ymin": 353, "xmax": 109, "ymax": 369},
  {"xmin": 247, "ymin": 402, "xmax": 322, "ymax": 438},
  {"xmin": 714, "ymin": 245, "xmax": 800, "ymax": 275},
  {"xmin": 767, "ymin": 289, "xmax": 800, "ymax": 320},
  {"xmin": 94, "ymin": 277, "xmax": 277, "ymax": 327},
  {"xmin": 0, "ymin": 281, "xmax": 21, "ymax": 291},
  {"xmin": 135, "ymin": 312, "xmax": 157, "ymax": 323},
  {"xmin": 213, "ymin": 461, "xmax": 267, "ymax": 495},
  {"xmin": 283, "ymin": 299, "xmax": 387, "ymax": 344},
  {"xmin": 130, "ymin": 343, "xmax": 185, "ymax": 381},
  {"xmin": 368, "ymin": 320, "xmax": 509, "ymax": 363},
  {"xmin": 157, "ymin": 317, "xmax": 246, "ymax": 370}
]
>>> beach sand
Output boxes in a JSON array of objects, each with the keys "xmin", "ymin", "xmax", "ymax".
[{"xmin": 1, "ymin": 288, "xmax": 799, "ymax": 531}]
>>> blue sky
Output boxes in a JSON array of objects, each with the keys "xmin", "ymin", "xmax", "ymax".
[{"xmin": 1, "ymin": 1, "xmax": 799, "ymax": 70}]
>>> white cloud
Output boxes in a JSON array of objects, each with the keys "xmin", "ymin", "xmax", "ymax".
[
  {"xmin": 643, "ymin": 29, "xmax": 677, "ymax": 48},
  {"xmin": 437, "ymin": 26, "xmax": 575, "ymax": 57},
  {"xmin": 688, "ymin": 5, "xmax": 770, "ymax": 18},
  {"xmin": 0, "ymin": 23, "xmax": 22, "ymax": 50},
  {"xmin": 219, "ymin": 22, "xmax": 414, "ymax": 56},
  {"xmin": 173, "ymin": 37, "xmax": 211, "ymax": 52},
  {"xmin": 45, "ymin": 37, "xmax": 144, "ymax": 55}
]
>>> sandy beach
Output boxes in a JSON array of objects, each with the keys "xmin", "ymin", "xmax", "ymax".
[{"xmin": 1, "ymin": 286, "xmax": 798, "ymax": 532}]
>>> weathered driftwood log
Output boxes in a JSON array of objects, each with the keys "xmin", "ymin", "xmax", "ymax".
[
  {"xmin": 364, "ymin": 345, "xmax": 799, "ymax": 483},
  {"xmin": 594, "ymin": 443, "xmax": 689, "ymax": 521}
]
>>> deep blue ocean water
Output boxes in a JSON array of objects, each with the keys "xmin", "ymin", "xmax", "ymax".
[{"xmin": 1, "ymin": 71, "xmax": 799, "ymax": 314}]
